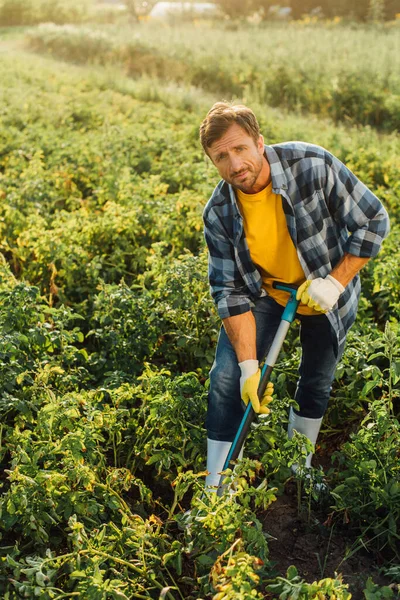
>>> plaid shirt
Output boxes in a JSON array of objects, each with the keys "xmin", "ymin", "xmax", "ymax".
[{"xmin": 203, "ymin": 142, "xmax": 390, "ymax": 351}]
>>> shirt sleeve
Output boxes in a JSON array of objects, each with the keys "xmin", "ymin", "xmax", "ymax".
[
  {"xmin": 203, "ymin": 211, "xmax": 252, "ymax": 320},
  {"xmin": 324, "ymin": 151, "xmax": 390, "ymax": 258}
]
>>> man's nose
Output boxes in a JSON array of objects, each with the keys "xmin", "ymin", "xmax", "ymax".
[{"xmin": 230, "ymin": 154, "xmax": 243, "ymax": 173}]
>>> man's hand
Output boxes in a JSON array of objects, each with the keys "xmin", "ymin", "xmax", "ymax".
[
  {"xmin": 296, "ymin": 275, "xmax": 345, "ymax": 312},
  {"xmin": 239, "ymin": 360, "xmax": 274, "ymax": 414}
]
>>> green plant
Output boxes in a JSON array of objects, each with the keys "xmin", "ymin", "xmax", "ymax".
[
  {"xmin": 210, "ymin": 540, "xmax": 265, "ymax": 600},
  {"xmin": 331, "ymin": 398, "xmax": 400, "ymax": 557},
  {"xmin": 266, "ymin": 565, "xmax": 352, "ymax": 599},
  {"xmin": 369, "ymin": 227, "xmax": 400, "ymax": 322},
  {"xmin": 363, "ymin": 577, "xmax": 395, "ymax": 599},
  {"xmin": 327, "ymin": 321, "xmax": 400, "ymax": 428},
  {"xmin": 138, "ymin": 245, "xmax": 219, "ymax": 373},
  {"xmin": 0, "ymin": 282, "xmax": 91, "ymax": 397},
  {"xmin": 87, "ymin": 247, "xmax": 218, "ymax": 380},
  {"xmin": 179, "ymin": 492, "xmax": 270, "ymax": 591},
  {"xmin": 123, "ymin": 368, "xmax": 207, "ymax": 479}
]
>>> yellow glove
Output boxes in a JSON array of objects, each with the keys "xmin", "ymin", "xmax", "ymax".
[
  {"xmin": 239, "ymin": 360, "xmax": 274, "ymax": 414},
  {"xmin": 242, "ymin": 372, "xmax": 274, "ymax": 414},
  {"xmin": 296, "ymin": 275, "xmax": 345, "ymax": 313}
]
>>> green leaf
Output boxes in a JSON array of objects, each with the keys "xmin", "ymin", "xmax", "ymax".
[
  {"xmin": 331, "ymin": 484, "xmax": 346, "ymax": 495},
  {"xmin": 368, "ymin": 352, "xmax": 387, "ymax": 361},
  {"xmin": 344, "ymin": 476, "xmax": 360, "ymax": 485},
  {"xmin": 69, "ymin": 570, "xmax": 86, "ymax": 578},
  {"xmin": 196, "ymin": 553, "xmax": 215, "ymax": 567},
  {"xmin": 392, "ymin": 361, "xmax": 400, "ymax": 385},
  {"xmin": 362, "ymin": 379, "xmax": 379, "ymax": 396},
  {"xmin": 286, "ymin": 565, "xmax": 299, "ymax": 580}
]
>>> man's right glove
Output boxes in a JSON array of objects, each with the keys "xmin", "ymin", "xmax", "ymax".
[{"xmin": 239, "ymin": 359, "xmax": 274, "ymax": 414}]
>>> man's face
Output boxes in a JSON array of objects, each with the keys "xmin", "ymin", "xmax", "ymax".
[{"xmin": 208, "ymin": 123, "xmax": 270, "ymax": 194}]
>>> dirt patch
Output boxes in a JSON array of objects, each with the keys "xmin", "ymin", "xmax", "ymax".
[{"xmin": 262, "ymin": 481, "xmax": 391, "ymax": 599}]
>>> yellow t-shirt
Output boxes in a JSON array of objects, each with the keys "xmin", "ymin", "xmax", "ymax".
[{"xmin": 236, "ymin": 183, "xmax": 319, "ymax": 316}]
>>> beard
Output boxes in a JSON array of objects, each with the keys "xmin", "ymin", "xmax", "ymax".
[{"xmin": 230, "ymin": 154, "xmax": 265, "ymax": 193}]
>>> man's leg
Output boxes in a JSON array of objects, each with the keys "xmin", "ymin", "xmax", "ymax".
[
  {"xmin": 288, "ymin": 313, "xmax": 345, "ymax": 470},
  {"xmin": 206, "ymin": 296, "xmax": 283, "ymax": 489}
]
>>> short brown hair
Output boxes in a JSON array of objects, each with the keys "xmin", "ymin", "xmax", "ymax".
[{"xmin": 199, "ymin": 102, "xmax": 260, "ymax": 155}]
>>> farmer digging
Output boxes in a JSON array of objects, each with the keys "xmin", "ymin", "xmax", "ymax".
[{"xmin": 200, "ymin": 102, "xmax": 390, "ymax": 491}]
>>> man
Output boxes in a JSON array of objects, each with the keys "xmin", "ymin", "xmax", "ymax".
[{"xmin": 200, "ymin": 102, "xmax": 390, "ymax": 491}]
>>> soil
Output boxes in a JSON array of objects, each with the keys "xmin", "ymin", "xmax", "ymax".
[{"xmin": 262, "ymin": 479, "xmax": 393, "ymax": 599}]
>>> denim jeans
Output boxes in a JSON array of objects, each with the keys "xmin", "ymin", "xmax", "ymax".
[{"xmin": 207, "ymin": 295, "xmax": 345, "ymax": 442}]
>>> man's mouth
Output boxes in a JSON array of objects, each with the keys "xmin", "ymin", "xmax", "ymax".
[{"xmin": 235, "ymin": 170, "xmax": 248, "ymax": 181}]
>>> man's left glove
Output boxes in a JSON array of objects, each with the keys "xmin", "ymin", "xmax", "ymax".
[
  {"xmin": 239, "ymin": 359, "xmax": 274, "ymax": 414},
  {"xmin": 296, "ymin": 275, "xmax": 345, "ymax": 313}
]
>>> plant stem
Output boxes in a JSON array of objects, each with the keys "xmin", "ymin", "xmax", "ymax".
[
  {"xmin": 95, "ymin": 482, "xmax": 135, "ymax": 521},
  {"xmin": 111, "ymin": 431, "xmax": 118, "ymax": 467},
  {"xmin": 320, "ymin": 524, "xmax": 334, "ymax": 579},
  {"xmin": 297, "ymin": 478, "xmax": 302, "ymax": 515},
  {"xmin": 79, "ymin": 548, "xmax": 172, "ymax": 596},
  {"xmin": 165, "ymin": 565, "xmax": 185, "ymax": 600}
]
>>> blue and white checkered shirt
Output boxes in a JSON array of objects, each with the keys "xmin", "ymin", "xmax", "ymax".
[{"xmin": 203, "ymin": 142, "xmax": 390, "ymax": 351}]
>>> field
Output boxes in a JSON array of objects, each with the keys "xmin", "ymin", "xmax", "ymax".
[{"xmin": 0, "ymin": 15, "xmax": 399, "ymax": 600}]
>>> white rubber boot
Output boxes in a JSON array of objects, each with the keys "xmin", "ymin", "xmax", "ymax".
[
  {"xmin": 205, "ymin": 438, "xmax": 243, "ymax": 493},
  {"xmin": 287, "ymin": 407, "xmax": 323, "ymax": 473}
]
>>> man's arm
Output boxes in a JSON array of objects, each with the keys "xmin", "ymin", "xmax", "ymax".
[
  {"xmin": 330, "ymin": 253, "xmax": 370, "ymax": 287},
  {"xmin": 222, "ymin": 311, "xmax": 257, "ymax": 362}
]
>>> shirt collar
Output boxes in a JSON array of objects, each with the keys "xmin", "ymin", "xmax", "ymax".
[{"xmin": 264, "ymin": 144, "xmax": 288, "ymax": 191}]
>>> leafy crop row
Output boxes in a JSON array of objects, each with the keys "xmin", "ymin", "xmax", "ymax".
[{"xmin": 26, "ymin": 21, "xmax": 400, "ymax": 131}]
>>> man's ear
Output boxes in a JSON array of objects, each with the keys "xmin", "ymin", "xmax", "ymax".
[{"xmin": 257, "ymin": 134, "xmax": 264, "ymax": 153}]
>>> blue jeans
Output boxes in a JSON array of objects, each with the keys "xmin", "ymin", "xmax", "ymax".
[{"xmin": 207, "ymin": 295, "xmax": 345, "ymax": 442}]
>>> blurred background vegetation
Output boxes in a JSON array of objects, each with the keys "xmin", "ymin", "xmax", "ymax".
[{"xmin": 0, "ymin": 0, "xmax": 399, "ymax": 25}]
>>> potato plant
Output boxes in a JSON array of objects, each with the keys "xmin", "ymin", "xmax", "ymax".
[
  {"xmin": 330, "ymin": 395, "xmax": 400, "ymax": 555},
  {"xmin": 87, "ymin": 247, "xmax": 219, "ymax": 381}
]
